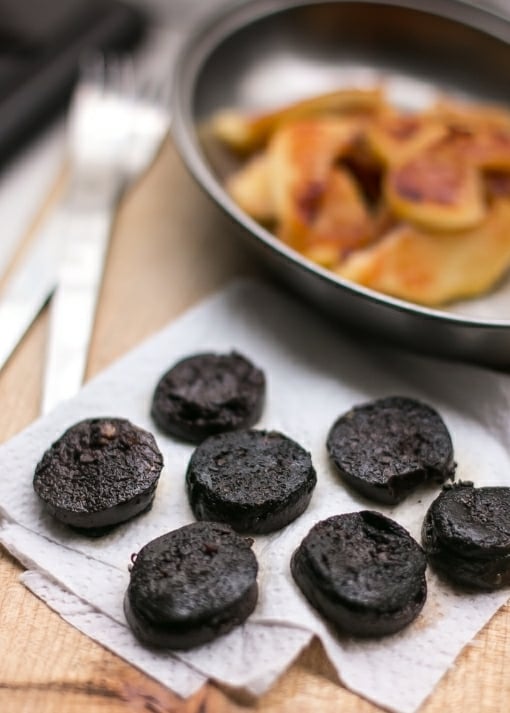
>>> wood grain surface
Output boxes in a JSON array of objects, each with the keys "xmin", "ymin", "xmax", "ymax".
[{"xmin": 0, "ymin": 139, "xmax": 509, "ymax": 713}]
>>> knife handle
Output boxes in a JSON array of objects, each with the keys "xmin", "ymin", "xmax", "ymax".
[{"xmin": 41, "ymin": 200, "xmax": 115, "ymax": 415}]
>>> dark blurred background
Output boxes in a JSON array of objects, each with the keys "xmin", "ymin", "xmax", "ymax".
[{"xmin": 0, "ymin": 0, "xmax": 508, "ymax": 167}]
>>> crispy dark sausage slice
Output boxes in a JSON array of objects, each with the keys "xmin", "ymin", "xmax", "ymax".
[
  {"xmin": 33, "ymin": 418, "xmax": 163, "ymax": 535},
  {"xmin": 291, "ymin": 511, "xmax": 427, "ymax": 636},
  {"xmin": 422, "ymin": 483, "xmax": 510, "ymax": 590},
  {"xmin": 186, "ymin": 429, "xmax": 316, "ymax": 534},
  {"xmin": 124, "ymin": 521, "xmax": 258, "ymax": 649},
  {"xmin": 327, "ymin": 396, "xmax": 455, "ymax": 504},
  {"xmin": 151, "ymin": 351, "xmax": 265, "ymax": 443}
]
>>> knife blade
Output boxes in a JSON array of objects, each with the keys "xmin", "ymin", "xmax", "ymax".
[{"xmin": 0, "ymin": 211, "xmax": 61, "ymax": 372}]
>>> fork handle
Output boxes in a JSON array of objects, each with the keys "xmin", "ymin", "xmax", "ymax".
[{"xmin": 41, "ymin": 198, "xmax": 116, "ymax": 415}]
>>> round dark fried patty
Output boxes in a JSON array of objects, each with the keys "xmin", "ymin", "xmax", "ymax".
[
  {"xmin": 291, "ymin": 511, "xmax": 427, "ymax": 636},
  {"xmin": 327, "ymin": 396, "xmax": 455, "ymax": 504},
  {"xmin": 33, "ymin": 418, "xmax": 163, "ymax": 534},
  {"xmin": 422, "ymin": 483, "xmax": 510, "ymax": 589},
  {"xmin": 124, "ymin": 521, "xmax": 258, "ymax": 649},
  {"xmin": 186, "ymin": 429, "xmax": 317, "ymax": 534},
  {"xmin": 151, "ymin": 351, "xmax": 266, "ymax": 443}
]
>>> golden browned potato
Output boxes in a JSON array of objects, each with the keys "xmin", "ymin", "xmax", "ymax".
[
  {"xmin": 299, "ymin": 168, "xmax": 376, "ymax": 267},
  {"xmin": 266, "ymin": 117, "xmax": 374, "ymax": 257},
  {"xmin": 226, "ymin": 153, "xmax": 275, "ymax": 223},
  {"xmin": 431, "ymin": 98, "xmax": 510, "ymax": 170},
  {"xmin": 335, "ymin": 199, "xmax": 510, "ymax": 305},
  {"xmin": 365, "ymin": 114, "xmax": 447, "ymax": 167},
  {"xmin": 384, "ymin": 136, "xmax": 486, "ymax": 231},
  {"xmin": 432, "ymin": 97, "xmax": 510, "ymax": 131},
  {"xmin": 212, "ymin": 87, "xmax": 383, "ymax": 153},
  {"xmin": 214, "ymin": 88, "xmax": 510, "ymax": 306}
]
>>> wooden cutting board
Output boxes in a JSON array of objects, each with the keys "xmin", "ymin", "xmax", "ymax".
[{"xmin": 0, "ymin": 138, "xmax": 508, "ymax": 713}]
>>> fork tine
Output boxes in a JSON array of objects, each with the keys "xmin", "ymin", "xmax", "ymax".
[
  {"xmin": 104, "ymin": 54, "xmax": 135, "ymax": 96},
  {"xmin": 78, "ymin": 51, "xmax": 106, "ymax": 88},
  {"xmin": 42, "ymin": 52, "xmax": 171, "ymax": 411}
]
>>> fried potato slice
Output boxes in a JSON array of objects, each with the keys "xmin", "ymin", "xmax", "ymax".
[
  {"xmin": 266, "ymin": 117, "xmax": 374, "ymax": 257},
  {"xmin": 445, "ymin": 126, "xmax": 510, "ymax": 171},
  {"xmin": 215, "ymin": 88, "xmax": 510, "ymax": 306},
  {"xmin": 365, "ymin": 114, "xmax": 447, "ymax": 167},
  {"xmin": 385, "ymin": 134, "xmax": 486, "ymax": 231},
  {"xmin": 335, "ymin": 199, "xmax": 510, "ymax": 305},
  {"xmin": 431, "ymin": 98, "xmax": 510, "ymax": 170},
  {"xmin": 300, "ymin": 168, "xmax": 376, "ymax": 267},
  {"xmin": 211, "ymin": 87, "xmax": 383, "ymax": 153},
  {"xmin": 432, "ymin": 97, "xmax": 510, "ymax": 131},
  {"xmin": 226, "ymin": 152, "xmax": 275, "ymax": 222}
]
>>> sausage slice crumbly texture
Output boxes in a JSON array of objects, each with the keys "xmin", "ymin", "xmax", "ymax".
[
  {"xmin": 124, "ymin": 522, "xmax": 258, "ymax": 649},
  {"xmin": 291, "ymin": 511, "xmax": 427, "ymax": 636},
  {"xmin": 151, "ymin": 351, "xmax": 266, "ymax": 443},
  {"xmin": 214, "ymin": 88, "xmax": 510, "ymax": 305},
  {"xmin": 327, "ymin": 396, "xmax": 455, "ymax": 504},
  {"xmin": 33, "ymin": 418, "xmax": 164, "ymax": 535},
  {"xmin": 422, "ymin": 482, "xmax": 510, "ymax": 590},
  {"xmin": 186, "ymin": 429, "xmax": 317, "ymax": 534}
]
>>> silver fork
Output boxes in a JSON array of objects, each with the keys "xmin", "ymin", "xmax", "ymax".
[{"xmin": 40, "ymin": 55, "xmax": 170, "ymax": 414}]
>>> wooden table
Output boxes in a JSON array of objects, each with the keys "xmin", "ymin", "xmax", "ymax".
[{"xmin": 0, "ymin": 139, "xmax": 508, "ymax": 713}]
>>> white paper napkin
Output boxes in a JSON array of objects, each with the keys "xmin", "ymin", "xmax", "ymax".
[
  {"xmin": 3, "ymin": 522, "xmax": 311, "ymax": 697},
  {"xmin": 1, "ymin": 279, "xmax": 510, "ymax": 712},
  {"xmin": 21, "ymin": 570, "xmax": 207, "ymax": 698}
]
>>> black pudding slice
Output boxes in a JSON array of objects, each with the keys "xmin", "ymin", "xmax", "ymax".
[
  {"xmin": 124, "ymin": 521, "xmax": 258, "ymax": 649},
  {"xmin": 327, "ymin": 396, "xmax": 455, "ymax": 504},
  {"xmin": 422, "ymin": 483, "xmax": 510, "ymax": 590},
  {"xmin": 33, "ymin": 418, "xmax": 164, "ymax": 535},
  {"xmin": 150, "ymin": 351, "xmax": 266, "ymax": 443},
  {"xmin": 186, "ymin": 429, "xmax": 317, "ymax": 534},
  {"xmin": 291, "ymin": 511, "xmax": 427, "ymax": 636}
]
